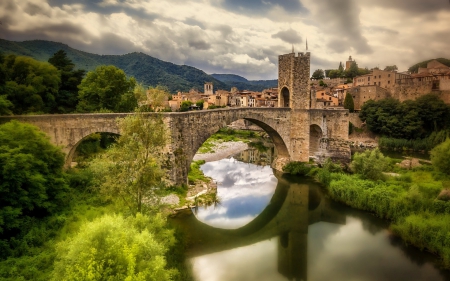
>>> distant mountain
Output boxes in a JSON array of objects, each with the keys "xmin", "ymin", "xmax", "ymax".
[
  {"xmin": 211, "ymin": 74, "xmax": 249, "ymax": 83},
  {"xmin": 212, "ymin": 74, "xmax": 278, "ymax": 91},
  {"xmin": 0, "ymin": 39, "xmax": 278, "ymax": 93},
  {"xmin": 0, "ymin": 39, "xmax": 231, "ymax": 93}
]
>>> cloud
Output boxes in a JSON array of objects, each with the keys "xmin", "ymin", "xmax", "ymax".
[
  {"xmin": 271, "ymin": 28, "xmax": 303, "ymax": 44},
  {"xmin": 219, "ymin": 0, "xmax": 308, "ymax": 15}
]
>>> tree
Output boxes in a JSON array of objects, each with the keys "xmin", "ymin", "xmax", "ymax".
[
  {"xmin": 338, "ymin": 62, "xmax": 344, "ymax": 72},
  {"xmin": 89, "ymin": 110, "xmax": 167, "ymax": 215},
  {"xmin": 350, "ymin": 148, "xmax": 389, "ymax": 181},
  {"xmin": 180, "ymin": 100, "xmax": 193, "ymax": 112},
  {"xmin": 0, "ymin": 121, "xmax": 68, "ymax": 239},
  {"xmin": 431, "ymin": 139, "xmax": 450, "ymax": 175},
  {"xmin": 77, "ymin": 65, "xmax": 137, "ymax": 113},
  {"xmin": 343, "ymin": 92, "xmax": 354, "ymax": 112},
  {"xmin": 384, "ymin": 65, "xmax": 398, "ymax": 72},
  {"xmin": 311, "ymin": 69, "xmax": 325, "ymax": 80},
  {"xmin": 48, "ymin": 50, "xmax": 85, "ymax": 113},
  {"xmin": 328, "ymin": 69, "xmax": 342, "ymax": 79},
  {"xmin": 345, "ymin": 61, "xmax": 359, "ymax": 79},
  {"xmin": 52, "ymin": 213, "xmax": 177, "ymax": 280},
  {"xmin": 0, "ymin": 95, "xmax": 13, "ymax": 115},
  {"xmin": 196, "ymin": 99, "xmax": 204, "ymax": 109},
  {"xmin": 2, "ymin": 55, "xmax": 60, "ymax": 114}
]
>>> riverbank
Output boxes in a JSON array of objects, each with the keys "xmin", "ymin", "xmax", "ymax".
[
  {"xmin": 305, "ymin": 150, "xmax": 450, "ymax": 268},
  {"xmin": 193, "ymin": 141, "xmax": 248, "ymax": 162}
]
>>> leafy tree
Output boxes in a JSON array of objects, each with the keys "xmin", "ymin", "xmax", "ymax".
[
  {"xmin": 89, "ymin": 110, "xmax": 167, "ymax": 215},
  {"xmin": 431, "ymin": 138, "xmax": 450, "ymax": 175},
  {"xmin": 52, "ymin": 213, "xmax": 177, "ymax": 281},
  {"xmin": 328, "ymin": 69, "xmax": 343, "ymax": 79},
  {"xmin": 0, "ymin": 121, "xmax": 68, "ymax": 242},
  {"xmin": 319, "ymin": 80, "xmax": 328, "ymax": 87},
  {"xmin": 196, "ymin": 99, "xmax": 204, "ymax": 109},
  {"xmin": 338, "ymin": 62, "xmax": 344, "ymax": 72},
  {"xmin": 350, "ymin": 148, "xmax": 389, "ymax": 181},
  {"xmin": 343, "ymin": 92, "xmax": 354, "ymax": 112},
  {"xmin": 384, "ymin": 65, "xmax": 398, "ymax": 71},
  {"xmin": 0, "ymin": 95, "xmax": 13, "ymax": 115},
  {"xmin": 345, "ymin": 61, "xmax": 360, "ymax": 79},
  {"xmin": 48, "ymin": 50, "xmax": 85, "ymax": 113},
  {"xmin": 77, "ymin": 65, "xmax": 137, "ymax": 113},
  {"xmin": 311, "ymin": 69, "xmax": 325, "ymax": 80},
  {"xmin": 180, "ymin": 100, "xmax": 193, "ymax": 112},
  {"xmin": 2, "ymin": 55, "xmax": 60, "ymax": 114}
]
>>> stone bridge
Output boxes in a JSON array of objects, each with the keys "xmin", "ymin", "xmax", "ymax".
[
  {"xmin": 170, "ymin": 173, "xmax": 346, "ymax": 280},
  {"xmin": 0, "ymin": 51, "xmax": 351, "ymax": 184},
  {"xmin": 0, "ymin": 107, "xmax": 350, "ymax": 184}
]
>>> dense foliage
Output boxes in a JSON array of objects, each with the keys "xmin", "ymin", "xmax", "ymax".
[
  {"xmin": 0, "ymin": 121, "xmax": 68, "ymax": 257},
  {"xmin": 431, "ymin": 139, "xmax": 450, "ymax": 175},
  {"xmin": 311, "ymin": 69, "xmax": 325, "ymax": 80},
  {"xmin": 326, "ymin": 61, "xmax": 370, "ymax": 79},
  {"xmin": 343, "ymin": 92, "xmax": 354, "ymax": 112},
  {"xmin": 52, "ymin": 213, "xmax": 176, "ymax": 281},
  {"xmin": 89, "ymin": 111, "xmax": 167, "ymax": 215},
  {"xmin": 77, "ymin": 65, "xmax": 137, "ymax": 113},
  {"xmin": 1, "ymin": 54, "xmax": 60, "ymax": 114},
  {"xmin": 48, "ymin": 50, "xmax": 85, "ymax": 113},
  {"xmin": 350, "ymin": 148, "xmax": 389, "ymax": 181},
  {"xmin": 359, "ymin": 95, "xmax": 450, "ymax": 139}
]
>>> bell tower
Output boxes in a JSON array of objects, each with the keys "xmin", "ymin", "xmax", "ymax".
[{"xmin": 278, "ymin": 52, "xmax": 311, "ymax": 109}]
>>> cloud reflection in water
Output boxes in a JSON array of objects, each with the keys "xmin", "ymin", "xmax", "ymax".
[{"xmin": 194, "ymin": 157, "xmax": 277, "ymax": 229}]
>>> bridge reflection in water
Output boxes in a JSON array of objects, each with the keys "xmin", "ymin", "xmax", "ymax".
[{"xmin": 170, "ymin": 172, "xmax": 345, "ymax": 281}]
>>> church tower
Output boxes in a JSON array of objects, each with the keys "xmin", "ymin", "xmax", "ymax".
[{"xmin": 278, "ymin": 51, "xmax": 311, "ymax": 109}]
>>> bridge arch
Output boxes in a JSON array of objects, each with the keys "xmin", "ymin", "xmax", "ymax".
[{"xmin": 65, "ymin": 128, "xmax": 121, "ymax": 167}]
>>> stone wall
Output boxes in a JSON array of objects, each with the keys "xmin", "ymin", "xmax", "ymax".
[
  {"xmin": 348, "ymin": 113, "xmax": 363, "ymax": 127},
  {"xmin": 350, "ymin": 85, "xmax": 389, "ymax": 111}
]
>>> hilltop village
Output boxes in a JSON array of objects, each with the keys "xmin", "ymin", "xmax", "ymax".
[{"xmin": 165, "ymin": 56, "xmax": 450, "ymax": 112}]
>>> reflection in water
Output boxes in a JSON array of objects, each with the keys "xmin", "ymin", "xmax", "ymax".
[{"xmin": 171, "ymin": 150, "xmax": 450, "ymax": 281}]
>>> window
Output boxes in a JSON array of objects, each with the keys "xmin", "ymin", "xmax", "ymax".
[
  {"xmin": 374, "ymin": 82, "xmax": 376, "ymax": 85},
  {"xmin": 388, "ymin": 74, "xmax": 391, "ymax": 77},
  {"xmin": 368, "ymin": 77, "xmax": 371, "ymax": 81},
  {"xmin": 388, "ymin": 81, "xmax": 391, "ymax": 84},
  {"xmin": 378, "ymin": 82, "xmax": 381, "ymax": 86}
]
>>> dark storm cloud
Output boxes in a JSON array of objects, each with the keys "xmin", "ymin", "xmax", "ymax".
[
  {"xmin": 188, "ymin": 39, "xmax": 211, "ymax": 50},
  {"xmin": 24, "ymin": 3, "xmax": 51, "ymax": 17},
  {"xmin": 362, "ymin": 0, "xmax": 449, "ymax": 14},
  {"xmin": 364, "ymin": 26, "xmax": 399, "ymax": 35},
  {"xmin": 219, "ymin": 0, "xmax": 307, "ymax": 15},
  {"xmin": 183, "ymin": 17, "xmax": 206, "ymax": 29},
  {"xmin": 271, "ymin": 28, "xmax": 303, "ymax": 44},
  {"xmin": 47, "ymin": 0, "xmax": 159, "ymax": 21},
  {"xmin": 0, "ymin": 20, "xmax": 91, "ymax": 43},
  {"xmin": 214, "ymin": 24, "xmax": 233, "ymax": 39},
  {"xmin": 316, "ymin": 0, "xmax": 373, "ymax": 54}
]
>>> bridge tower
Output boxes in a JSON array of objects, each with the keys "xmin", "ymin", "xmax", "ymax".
[{"xmin": 278, "ymin": 51, "xmax": 311, "ymax": 109}]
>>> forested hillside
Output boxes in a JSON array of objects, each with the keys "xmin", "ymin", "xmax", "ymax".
[
  {"xmin": 0, "ymin": 39, "xmax": 276, "ymax": 93},
  {"xmin": 211, "ymin": 73, "xmax": 277, "ymax": 91},
  {"xmin": 408, "ymin": 58, "xmax": 450, "ymax": 73}
]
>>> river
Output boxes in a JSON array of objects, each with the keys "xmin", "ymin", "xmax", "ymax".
[{"xmin": 170, "ymin": 148, "xmax": 450, "ymax": 281}]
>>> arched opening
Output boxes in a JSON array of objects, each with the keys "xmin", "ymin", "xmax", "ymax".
[
  {"xmin": 280, "ymin": 87, "xmax": 290, "ymax": 108},
  {"xmin": 66, "ymin": 132, "xmax": 120, "ymax": 168},
  {"xmin": 309, "ymin": 124, "xmax": 322, "ymax": 158}
]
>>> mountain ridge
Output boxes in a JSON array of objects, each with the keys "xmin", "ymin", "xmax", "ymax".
[{"xmin": 0, "ymin": 39, "xmax": 277, "ymax": 93}]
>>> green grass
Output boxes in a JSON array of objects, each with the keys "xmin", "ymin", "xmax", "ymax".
[{"xmin": 188, "ymin": 160, "xmax": 210, "ymax": 184}]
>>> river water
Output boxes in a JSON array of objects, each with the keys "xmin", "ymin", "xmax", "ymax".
[{"xmin": 170, "ymin": 148, "xmax": 450, "ymax": 281}]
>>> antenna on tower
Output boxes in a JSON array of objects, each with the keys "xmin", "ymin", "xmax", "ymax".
[
  {"xmin": 306, "ymin": 38, "xmax": 308, "ymax": 51},
  {"xmin": 292, "ymin": 45, "xmax": 294, "ymax": 53}
]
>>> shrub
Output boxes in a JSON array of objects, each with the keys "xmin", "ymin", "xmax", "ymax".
[
  {"xmin": 431, "ymin": 138, "xmax": 450, "ymax": 175},
  {"xmin": 350, "ymin": 148, "xmax": 389, "ymax": 180},
  {"xmin": 52, "ymin": 213, "xmax": 177, "ymax": 281},
  {"xmin": 283, "ymin": 162, "xmax": 311, "ymax": 176}
]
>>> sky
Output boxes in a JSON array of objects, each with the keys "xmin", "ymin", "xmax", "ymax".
[{"xmin": 1, "ymin": 0, "xmax": 450, "ymax": 80}]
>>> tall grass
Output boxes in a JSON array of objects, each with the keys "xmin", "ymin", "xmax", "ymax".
[{"xmin": 379, "ymin": 130, "xmax": 450, "ymax": 151}]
